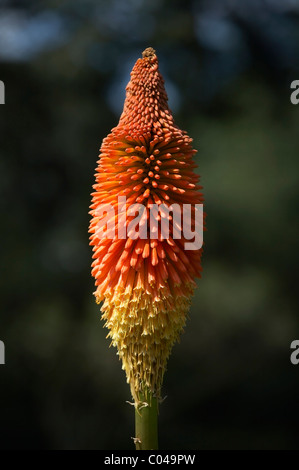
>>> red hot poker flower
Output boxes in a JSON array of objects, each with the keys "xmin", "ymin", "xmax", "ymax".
[{"xmin": 89, "ymin": 48, "xmax": 204, "ymax": 404}]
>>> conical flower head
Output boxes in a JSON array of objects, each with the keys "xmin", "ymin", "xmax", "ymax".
[{"xmin": 89, "ymin": 48, "xmax": 204, "ymax": 403}]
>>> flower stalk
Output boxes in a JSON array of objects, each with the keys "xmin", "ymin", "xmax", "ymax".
[{"xmin": 134, "ymin": 389, "xmax": 158, "ymax": 450}]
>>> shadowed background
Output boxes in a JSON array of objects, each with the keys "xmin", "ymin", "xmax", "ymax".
[{"xmin": 0, "ymin": 0, "xmax": 299, "ymax": 450}]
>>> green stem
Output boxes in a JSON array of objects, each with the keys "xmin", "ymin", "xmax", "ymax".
[{"xmin": 134, "ymin": 390, "xmax": 159, "ymax": 450}]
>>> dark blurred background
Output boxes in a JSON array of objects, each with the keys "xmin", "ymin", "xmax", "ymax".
[{"xmin": 0, "ymin": 0, "xmax": 299, "ymax": 450}]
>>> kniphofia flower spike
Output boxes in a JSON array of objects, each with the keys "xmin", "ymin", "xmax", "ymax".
[{"xmin": 89, "ymin": 48, "xmax": 204, "ymax": 407}]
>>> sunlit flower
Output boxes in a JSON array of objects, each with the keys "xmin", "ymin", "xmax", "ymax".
[{"xmin": 89, "ymin": 48, "xmax": 204, "ymax": 403}]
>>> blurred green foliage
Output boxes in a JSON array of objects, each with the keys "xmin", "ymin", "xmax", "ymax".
[{"xmin": 0, "ymin": 0, "xmax": 299, "ymax": 449}]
